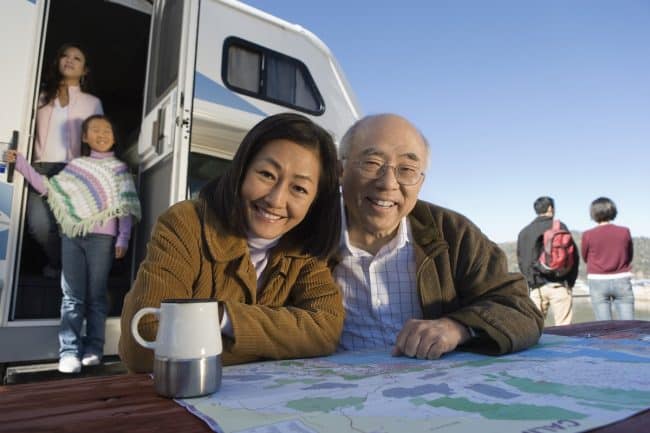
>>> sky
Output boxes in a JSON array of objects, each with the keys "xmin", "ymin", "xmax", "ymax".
[{"xmin": 243, "ymin": 0, "xmax": 650, "ymax": 243}]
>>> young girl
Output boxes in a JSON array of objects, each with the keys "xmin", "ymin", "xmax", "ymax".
[
  {"xmin": 30, "ymin": 43, "xmax": 104, "ymax": 278},
  {"xmin": 5, "ymin": 115, "xmax": 141, "ymax": 373}
]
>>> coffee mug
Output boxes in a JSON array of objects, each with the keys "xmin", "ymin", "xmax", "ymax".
[{"xmin": 131, "ymin": 299, "xmax": 222, "ymax": 398}]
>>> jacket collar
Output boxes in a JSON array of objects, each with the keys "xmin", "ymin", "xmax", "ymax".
[{"xmin": 408, "ymin": 200, "xmax": 449, "ymax": 260}]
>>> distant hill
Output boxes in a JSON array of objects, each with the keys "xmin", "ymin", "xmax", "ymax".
[{"xmin": 498, "ymin": 233, "xmax": 650, "ymax": 280}]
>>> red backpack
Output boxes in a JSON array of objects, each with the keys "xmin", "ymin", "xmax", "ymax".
[{"xmin": 537, "ymin": 220, "xmax": 575, "ymax": 278}]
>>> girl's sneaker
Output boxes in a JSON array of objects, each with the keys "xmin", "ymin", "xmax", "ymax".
[
  {"xmin": 81, "ymin": 353, "xmax": 101, "ymax": 366},
  {"xmin": 58, "ymin": 355, "xmax": 81, "ymax": 373}
]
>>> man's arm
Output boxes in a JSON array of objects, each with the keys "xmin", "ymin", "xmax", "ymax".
[
  {"xmin": 392, "ymin": 205, "xmax": 543, "ymax": 360},
  {"xmin": 446, "ymin": 219, "xmax": 543, "ymax": 355},
  {"xmin": 427, "ymin": 206, "xmax": 542, "ymax": 356}
]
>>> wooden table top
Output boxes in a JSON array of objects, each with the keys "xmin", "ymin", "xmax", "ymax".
[{"xmin": 1, "ymin": 320, "xmax": 648, "ymax": 433}]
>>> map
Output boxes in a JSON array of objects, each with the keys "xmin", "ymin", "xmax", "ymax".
[{"xmin": 178, "ymin": 334, "xmax": 650, "ymax": 433}]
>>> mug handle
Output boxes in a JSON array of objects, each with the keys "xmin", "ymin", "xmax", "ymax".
[{"xmin": 131, "ymin": 307, "xmax": 160, "ymax": 350}]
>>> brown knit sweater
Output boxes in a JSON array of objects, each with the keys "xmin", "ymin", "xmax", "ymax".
[{"xmin": 119, "ymin": 200, "xmax": 344, "ymax": 372}]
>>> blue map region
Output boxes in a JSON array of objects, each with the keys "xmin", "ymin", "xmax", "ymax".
[
  {"xmin": 383, "ymin": 383, "xmax": 453, "ymax": 398},
  {"xmin": 513, "ymin": 336, "xmax": 650, "ymax": 364},
  {"xmin": 330, "ymin": 349, "xmax": 494, "ymax": 367},
  {"xmin": 330, "ymin": 351, "xmax": 423, "ymax": 366}
]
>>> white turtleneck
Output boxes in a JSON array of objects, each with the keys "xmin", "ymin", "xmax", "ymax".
[
  {"xmin": 247, "ymin": 234, "xmax": 281, "ymax": 290},
  {"xmin": 220, "ymin": 233, "xmax": 281, "ymax": 337}
]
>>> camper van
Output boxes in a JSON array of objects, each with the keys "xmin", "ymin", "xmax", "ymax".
[{"xmin": 0, "ymin": 0, "xmax": 360, "ymax": 368}]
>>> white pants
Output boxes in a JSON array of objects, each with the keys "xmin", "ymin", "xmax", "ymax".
[{"xmin": 530, "ymin": 282, "xmax": 573, "ymax": 326}]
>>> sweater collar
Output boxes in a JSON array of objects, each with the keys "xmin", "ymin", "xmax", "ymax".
[{"xmin": 89, "ymin": 150, "xmax": 114, "ymax": 159}]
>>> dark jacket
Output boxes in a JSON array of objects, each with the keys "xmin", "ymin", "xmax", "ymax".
[
  {"xmin": 516, "ymin": 215, "xmax": 579, "ymax": 290},
  {"xmin": 407, "ymin": 201, "xmax": 543, "ymax": 354}
]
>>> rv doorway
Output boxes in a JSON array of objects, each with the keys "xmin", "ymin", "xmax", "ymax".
[{"xmin": 11, "ymin": 0, "xmax": 150, "ymax": 321}]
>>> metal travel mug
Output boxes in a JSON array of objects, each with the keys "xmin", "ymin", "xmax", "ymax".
[{"xmin": 131, "ymin": 299, "xmax": 223, "ymax": 398}]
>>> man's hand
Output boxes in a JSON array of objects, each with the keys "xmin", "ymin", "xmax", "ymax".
[{"xmin": 392, "ymin": 317, "xmax": 470, "ymax": 360}]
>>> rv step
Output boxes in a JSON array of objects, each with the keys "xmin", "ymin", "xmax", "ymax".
[{"xmin": 3, "ymin": 355, "xmax": 127, "ymax": 385}]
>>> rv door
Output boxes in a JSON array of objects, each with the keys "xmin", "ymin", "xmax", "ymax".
[
  {"xmin": 134, "ymin": 0, "xmax": 199, "ymax": 266},
  {"xmin": 0, "ymin": 1, "xmax": 46, "ymax": 341}
]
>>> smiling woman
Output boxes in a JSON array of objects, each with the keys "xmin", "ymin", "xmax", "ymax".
[
  {"xmin": 119, "ymin": 113, "xmax": 344, "ymax": 372},
  {"xmin": 240, "ymin": 139, "xmax": 321, "ymax": 240}
]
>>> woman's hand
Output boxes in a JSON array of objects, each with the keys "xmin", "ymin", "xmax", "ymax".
[{"xmin": 2, "ymin": 149, "xmax": 17, "ymax": 163}]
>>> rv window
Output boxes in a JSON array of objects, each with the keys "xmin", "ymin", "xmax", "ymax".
[
  {"xmin": 145, "ymin": 0, "xmax": 183, "ymax": 114},
  {"xmin": 227, "ymin": 46, "xmax": 261, "ymax": 93},
  {"xmin": 223, "ymin": 37, "xmax": 325, "ymax": 115}
]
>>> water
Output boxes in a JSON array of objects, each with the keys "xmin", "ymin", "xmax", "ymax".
[{"xmin": 544, "ymin": 282, "xmax": 650, "ymax": 327}]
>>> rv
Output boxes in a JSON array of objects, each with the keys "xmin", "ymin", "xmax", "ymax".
[{"xmin": 0, "ymin": 0, "xmax": 360, "ymax": 369}]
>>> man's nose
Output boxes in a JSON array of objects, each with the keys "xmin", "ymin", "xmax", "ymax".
[{"xmin": 375, "ymin": 165, "xmax": 400, "ymax": 188}]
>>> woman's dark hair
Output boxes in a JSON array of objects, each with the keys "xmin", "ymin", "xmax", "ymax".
[
  {"xmin": 40, "ymin": 43, "xmax": 93, "ymax": 107},
  {"xmin": 590, "ymin": 197, "xmax": 617, "ymax": 223},
  {"xmin": 200, "ymin": 113, "xmax": 341, "ymax": 259},
  {"xmin": 80, "ymin": 114, "xmax": 118, "ymax": 156}
]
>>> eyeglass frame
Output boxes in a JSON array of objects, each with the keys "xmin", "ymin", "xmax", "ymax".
[{"xmin": 344, "ymin": 158, "xmax": 425, "ymax": 186}]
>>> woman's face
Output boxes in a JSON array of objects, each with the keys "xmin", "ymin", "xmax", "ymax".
[
  {"xmin": 240, "ymin": 139, "xmax": 321, "ymax": 240},
  {"xmin": 58, "ymin": 47, "xmax": 87, "ymax": 82},
  {"xmin": 83, "ymin": 118, "xmax": 115, "ymax": 153}
]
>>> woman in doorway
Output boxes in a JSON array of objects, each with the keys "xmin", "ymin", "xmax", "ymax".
[
  {"xmin": 30, "ymin": 42, "xmax": 103, "ymax": 278},
  {"xmin": 119, "ymin": 113, "xmax": 344, "ymax": 372},
  {"xmin": 581, "ymin": 197, "xmax": 634, "ymax": 320}
]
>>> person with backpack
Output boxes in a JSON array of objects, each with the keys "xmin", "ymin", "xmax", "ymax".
[{"xmin": 517, "ymin": 196, "xmax": 579, "ymax": 326}]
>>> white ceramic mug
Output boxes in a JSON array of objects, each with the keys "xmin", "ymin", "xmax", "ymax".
[{"xmin": 131, "ymin": 299, "xmax": 222, "ymax": 398}]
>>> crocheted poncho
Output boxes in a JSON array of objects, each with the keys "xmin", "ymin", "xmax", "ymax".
[{"xmin": 45, "ymin": 156, "xmax": 141, "ymax": 238}]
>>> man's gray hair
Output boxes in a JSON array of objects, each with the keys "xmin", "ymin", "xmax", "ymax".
[{"xmin": 338, "ymin": 114, "xmax": 430, "ymax": 165}]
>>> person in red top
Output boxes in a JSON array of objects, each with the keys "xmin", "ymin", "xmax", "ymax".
[{"xmin": 581, "ymin": 197, "xmax": 634, "ymax": 320}]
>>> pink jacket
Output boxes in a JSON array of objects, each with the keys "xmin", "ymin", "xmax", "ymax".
[{"xmin": 34, "ymin": 86, "xmax": 103, "ymax": 162}]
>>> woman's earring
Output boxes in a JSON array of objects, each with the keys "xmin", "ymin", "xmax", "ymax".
[{"xmin": 80, "ymin": 75, "xmax": 86, "ymax": 87}]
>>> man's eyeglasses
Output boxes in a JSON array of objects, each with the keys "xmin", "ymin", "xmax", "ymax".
[{"xmin": 349, "ymin": 159, "xmax": 424, "ymax": 186}]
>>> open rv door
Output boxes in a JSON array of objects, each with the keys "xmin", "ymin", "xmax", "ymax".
[
  {"xmin": 134, "ymin": 0, "xmax": 199, "ymax": 266},
  {"xmin": 0, "ymin": 0, "xmax": 49, "ymax": 363}
]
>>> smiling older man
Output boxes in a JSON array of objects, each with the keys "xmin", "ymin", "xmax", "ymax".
[{"xmin": 334, "ymin": 114, "xmax": 543, "ymax": 359}]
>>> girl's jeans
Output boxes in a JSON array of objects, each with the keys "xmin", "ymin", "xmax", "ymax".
[
  {"xmin": 588, "ymin": 277, "xmax": 635, "ymax": 321},
  {"xmin": 59, "ymin": 234, "xmax": 115, "ymax": 358}
]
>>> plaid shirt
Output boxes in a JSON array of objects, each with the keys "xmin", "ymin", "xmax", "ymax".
[{"xmin": 334, "ymin": 215, "xmax": 422, "ymax": 350}]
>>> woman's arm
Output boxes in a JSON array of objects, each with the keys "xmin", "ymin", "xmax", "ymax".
[{"xmin": 222, "ymin": 258, "xmax": 345, "ymax": 365}]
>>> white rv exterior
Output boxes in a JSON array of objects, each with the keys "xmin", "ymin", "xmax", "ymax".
[{"xmin": 0, "ymin": 0, "xmax": 360, "ymax": 365}]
